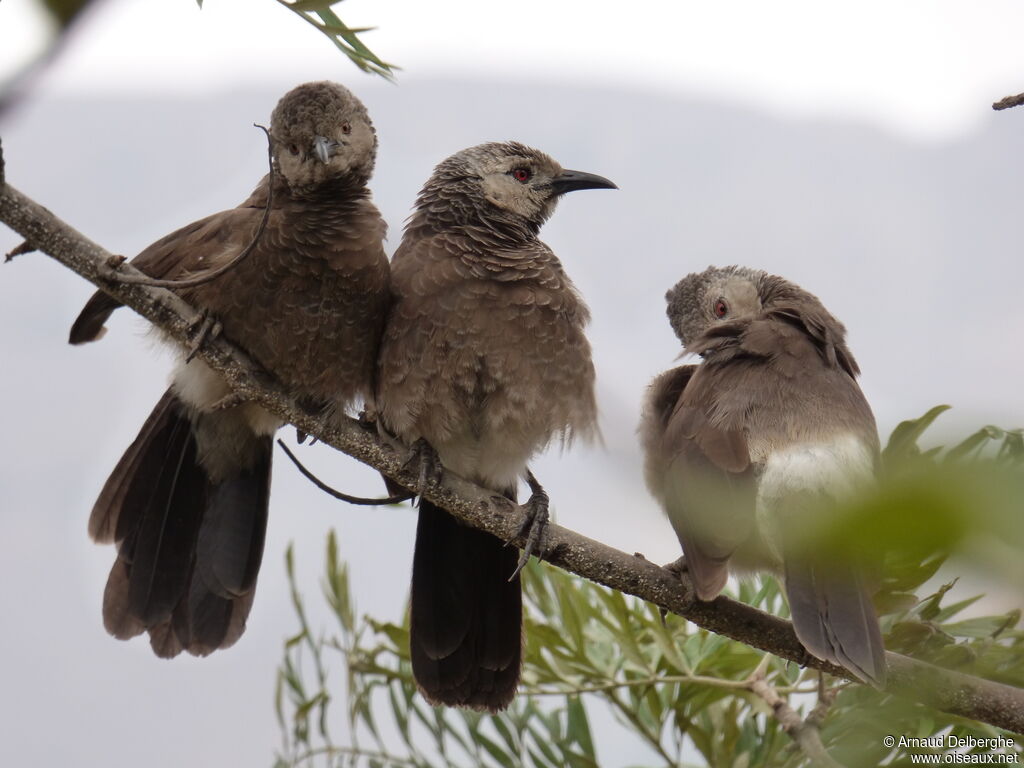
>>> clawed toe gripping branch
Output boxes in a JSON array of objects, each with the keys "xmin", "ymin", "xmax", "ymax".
[
  {"xmin": 508, "ymin": 468, "xmax": 550, "ymax": 580},
  {"xmin": 3, "ymin": 134, "xmax": 1024, "ymax": 735}
]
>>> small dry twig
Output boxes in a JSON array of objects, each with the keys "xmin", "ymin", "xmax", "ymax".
[
  {"xmin": 747, "ymin": 658, "xmax": 845, "ymax": 768},
  {"xmin": 108, "ymin": 124, "xmax": 276, "ymax": 290},
  {"xmin": 993, "ymin": 92, "xmax": 1024, "ymax": 111}
]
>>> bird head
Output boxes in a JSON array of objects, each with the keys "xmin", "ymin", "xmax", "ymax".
[
  {"xmin": 665, "ymin": 265, "xmax": 767, "ymax": 347},
  {"xmin": 270, "ymin": 81, "xmax": 377, "ymax": 194},
  {"xmin": 421, "ymin": 142, "xmax": 616, "ymax": 237}
]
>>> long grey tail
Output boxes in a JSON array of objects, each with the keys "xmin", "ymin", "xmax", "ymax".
[
  {"xmin": 90, "ymin": 388, "xmax": 271, "ymax": 657},
  {"xmin": 784, "ymin": 557, "xmax": 887, "ymax": 688}
]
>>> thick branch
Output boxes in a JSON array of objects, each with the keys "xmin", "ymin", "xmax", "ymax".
[{"xmin": 2, "ymin": 168, "xmax": 1024, "ymax": 736}]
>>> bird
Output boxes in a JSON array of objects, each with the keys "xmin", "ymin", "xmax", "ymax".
[
  {"xmin": 639, "ymin": 265, "xmax": 887, "ymax": 687},
  {"xmin": 68, "ymin": 81, "xmax": 390, "ymax": 658},
  {"xmin": 375, "ymin": 141, "xmax": 616, "ymax": 710}
]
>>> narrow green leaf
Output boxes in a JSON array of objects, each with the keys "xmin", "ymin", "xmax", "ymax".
[{"xmin": 566, "ymin": 695, "xmax": 595, "ymax": 757}]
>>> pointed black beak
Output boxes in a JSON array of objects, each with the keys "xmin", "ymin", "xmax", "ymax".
[
  {"xmin": 550, "ymin": 169, "xmax": 617, "ymax": 196},
  {"xmin": 312, "ymin": 135, "xmax": 345, "ymax": 164}
]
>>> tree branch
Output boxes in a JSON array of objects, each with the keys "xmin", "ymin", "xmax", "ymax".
[
  {"xmin": 2, "ymin": 154, "xmax": 1024, "ymax": 736},
  {"xmin": 993, "ymin": 92, "xmax": 1024, "ymax": 111},
  {"xmin": 747, "ymin": 659, "xmax": 845, "ymax": 768}
]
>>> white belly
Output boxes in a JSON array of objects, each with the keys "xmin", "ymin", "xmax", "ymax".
[{"xmin": 737, "ymin": 433, "xmax": 876, "ymax": 571}]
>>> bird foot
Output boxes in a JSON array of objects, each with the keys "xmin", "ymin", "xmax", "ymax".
[
  {"xmin": 401, "ymin": 438, "xmax": 443, "ymax": 503},
  {"xmin": 508, "ymin": 469, "xmax": 550, "ymax": 581},
  {"xmin": 185, "ymin": 310, "xmax": 222, "ymax": 363},
  {"xmin": 210, "ymin": 391, "xmax": 247, "ymax": 411},
  {"xmin": 662, "ymin": 556, "xmax": 689, "ymax": 578}
]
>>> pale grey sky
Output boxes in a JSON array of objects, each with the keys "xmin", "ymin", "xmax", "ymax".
[{"xmin": 3, "ymin": 0, "xmax": 1024, "ymax": 139}]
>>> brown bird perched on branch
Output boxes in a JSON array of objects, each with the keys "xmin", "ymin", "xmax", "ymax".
[
  {"xmin": 639, "ymin": 266, "xmax": 886, "ymax": 687},
  {"xmin": 376, "ymin": 141, "xmax": 616, "ymax": 710},
  {"xmin": 68, "ymin": 81, "xmax": 390, "ymax": 657}
]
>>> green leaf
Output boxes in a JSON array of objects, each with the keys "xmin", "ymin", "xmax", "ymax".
[
  {"xmin": 275, "ymin": 0, "xmax": 398, "ymax": 79},
  {"xmin": 945, "ymin": 426, "xmax": 1005, "ymax": 462},
  {"xmin": 566, "ymin": 695, "xmax": 595, "ymax": 757},
  {"xmin": 883, "ymin": 404, "xmax": 951, "ymax": 461}
]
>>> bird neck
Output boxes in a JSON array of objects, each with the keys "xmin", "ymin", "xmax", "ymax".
[
  {"xmin": 412, "ymin": 183, "xmax": 541, "ymax": 245},
  {"xmin": 287, "ymin": 172, "xmax": 372, "ymax": 204}
]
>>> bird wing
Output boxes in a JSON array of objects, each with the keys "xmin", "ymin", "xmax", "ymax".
[
  {"xmin": 647, "ymin": 363, "xmax": 757, "ymax": 600},
  {"xmin": 68, "ymin": 178, "xmax": 270, "ymax": 345}
]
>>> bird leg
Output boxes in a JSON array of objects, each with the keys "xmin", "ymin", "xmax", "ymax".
[
  {"xmin": 401, "ymin": 437, "xmax": 443, "ymax": 504},
  {"xmin": 662, "ymin": 555, "xmax": 690, "ymax": 577},
  {"xmin": 184, "ymin": 310, "xmax": 222, "ymax": 363},
  {"xmin": 658, "ymin": 556, "xmax": 691, "ymax": 625},
  {"xmin": 210, "ymin": 391, "xmax": 248, "ymax": 411},
  {"xmin": 508, "ymin": 469, "xmax": 550, "ymax": 581}
]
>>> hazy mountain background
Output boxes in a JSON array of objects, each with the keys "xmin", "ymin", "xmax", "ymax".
[{"xmin": 1, "ymin": 77, "xmax": 1021, "ymax": 766}]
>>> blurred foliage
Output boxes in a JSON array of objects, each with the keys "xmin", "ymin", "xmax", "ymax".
[
  {"xmin": 197, "ymin": 0, "xmax": 396, "ymax": 79},
  {"xmin": 35, "ymin": 0, "xmax": 94, "ymax": 29},
  {"xmin": 275, "ymin": 409, "xmax": 1024, "ymax": 767}
]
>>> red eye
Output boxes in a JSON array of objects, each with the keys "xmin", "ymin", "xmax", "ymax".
[
  {"xmin": 512, "ymin": 168, "xmax": 532, "ymax": 183},
  {"xmin": 714, "ymin": 299, "xmax": 728, "ymax": 318},
  {"xmin": 341, "ymin": 122, "xmax": 352, "ymax": 135}
]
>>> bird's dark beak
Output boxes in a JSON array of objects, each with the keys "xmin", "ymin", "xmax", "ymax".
[
  {"xmin": 312, "ymin": 135, "xmax": 344, "ymax": 164},
  {"xmin": 550, "ymin": 169, "xmax": 617, "ymax": 196}
]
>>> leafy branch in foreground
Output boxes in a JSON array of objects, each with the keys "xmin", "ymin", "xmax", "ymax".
[
  {"xmin": 195, "ymin": 0, "xmax": 396, "ymax": 78},
  {"xmin": 275, "ymin": 412, "xmax": 1024, "ymax": 768}
]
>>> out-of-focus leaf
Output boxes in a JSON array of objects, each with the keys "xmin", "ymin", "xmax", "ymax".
[
  {"xmin": 882, "ymin": 404, "xmax": 951, "ymax": 461},
  {"xmin": 274, "ymin": 0, "xmax": 397, "ymax": 78}
]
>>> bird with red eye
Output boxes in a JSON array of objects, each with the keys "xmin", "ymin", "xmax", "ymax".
[
  {"xmin": 511, "ymin": 167, "xmax": 532, "ymax": 183},
  {"xmin": 714, "ymin": 298, "xmax": 729, "ymax": 318}
]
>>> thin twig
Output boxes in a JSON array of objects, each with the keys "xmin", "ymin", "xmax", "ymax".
[
  {"xmin": 111, "ymin": 124, "xmax": 275, "ymax": 289},
  {"xmin": 4, "ymin": 240, "xmax": 34, "ymax": 262},
  {"xmin": 277, "ymin": 439, "xmax": 414, "ymax": 506},
  {"xmin": 993, "ymin": 92, "xmax": 1024, "ymax": 111},
  {"xmin": 748, "ymin": 658, "xmax": 846, "ymax": 768},
  {"xmin": 526, "ymin": 673, "xmax": 817, "ymax": 697}
]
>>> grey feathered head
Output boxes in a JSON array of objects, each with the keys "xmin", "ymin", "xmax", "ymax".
[
  {"xmin": 666, "ymin": 265, "xmax": 845, "ymax": 349},
  {"xmin": 416, "ymin": 141, "xmax": 616, "ymax": 239},
  {"xmin": 270, "ymin": 81, "xmax": 377, "ymax": 193},
  {"xmin": 666, "ymin": 265, "xmax": 766, "ymax": 346}
]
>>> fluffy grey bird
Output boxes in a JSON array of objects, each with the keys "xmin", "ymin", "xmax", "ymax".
[
  {"xmin": 639, "ymin": 265, "xmax": 886, "ymax": 686},
  {"xmin": 376, "ymin": 141, "xmax": 615, "ymax": 710},
  {"xmin": 69, "ymin": 81, "xmax": 390, "ymax": 657}
]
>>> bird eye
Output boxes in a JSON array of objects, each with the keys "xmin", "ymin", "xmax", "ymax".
[
  {"xmin": 288, "ymin": 144, "xmax": 300, "ymax": 156},
  {"xmin": 714, "ymin": 299, "xmax": 728, "ymax": 318},
  {"xmin": 511, "ymin": 168, "xmax": 532, "ymax": 183},
  {"xmin": 341, "ymin": 122, "xmax": 352, "ymax": 135}
]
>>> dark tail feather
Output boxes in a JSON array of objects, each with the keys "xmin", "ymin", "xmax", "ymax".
[
  {"xmin": 410, "ymin": 499, "xmax": 522, "ymax": 712},
  {"xmin": 69, "ymin": 289, "xmax": 122, "ymax": 345},
  {"xmin": 175, "ymin": 438, "xmax": 272, "ymax": 656},
  {"xmin": 784, "ymin": 559, "xmax": 887, "ymax": 688},
  {"xmin": 92, "ymin": 389, "xmax": 271, "ymax": 657}
]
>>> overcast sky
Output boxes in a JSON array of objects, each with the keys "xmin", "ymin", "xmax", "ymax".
[
  {"xmin": 3, "ymin": 0, "xmax": 1024, "ymax": 139},
  {"xmin": 1, "ymin": 2, "xmax": 1023, "ymax": 766}
]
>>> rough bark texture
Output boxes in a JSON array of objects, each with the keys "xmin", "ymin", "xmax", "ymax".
[{"xmin": 3, "ymin": 157, "xmax": 1024, "ymax": 735}]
